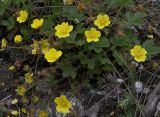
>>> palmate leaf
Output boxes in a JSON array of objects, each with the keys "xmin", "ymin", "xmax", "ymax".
[
  {"xmin": 142, "ymin": 40, "xmax": 160, "ymax": 58},
  {"xmin": 1, "ymin": 16, "xmax": 15, "ymax": 30},
  {"xmin": 111, "ymin": 29, "xmax": 137, "ymax": 47},
  {"xmin": 124, "ymin": 12, "xmax": 146, "ymax": 28},
  {"xmin": 88, "ymin": 37, "xmax": 110, "ymax": 53},
  {"xmin": 0, "ymin": 0, "xmax": 11, "ymax": 16},
  {"xmin": 88, "ymin": 60, "xmax": 96, "ymax": 70},
  {"xmin": 62, "ymin": 6, "xmax": 86, "ymax": 23},
  {"xmin": 96, "ymin": 37, "xmax": 110, "ymax": 48},
  {"xmin": 61, "ymin": 63, "xmax": 77, "ymax": 79},
  {"xmin": 65, "ymin": 31, "xmax": 77, "ymax": 44},
  {"xmin": 20, "ymin": 26, "xmax": 32, "ymax": 40}
]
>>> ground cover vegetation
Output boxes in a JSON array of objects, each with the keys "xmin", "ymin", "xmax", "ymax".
[{"xmin": 0, "ymin": 0, "xmax": 160, "ymax": 117}]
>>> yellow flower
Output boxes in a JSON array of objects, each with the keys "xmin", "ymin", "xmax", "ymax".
[
  {"xmin": 11, "ymin": 98, "xmax": 18, "ymax": 104},
  {"xmin": 31, "ymin": 39, "xmax": 50, "ymax": 54},
  {"xmin": 94, "ymin": 14, "xmax": 110, "ymax": 29},
  {"xmin": 21, "ymin": 96, "xmax": 28, "ymax": 104},
  {"xmin": 44, "ymin": 48, "xmax": 62, "ymax": 63},
  {"xmin": 9, "ymin": 66, "xmax": 16, "ymax": 71},
  {"xmin": 15, "ymin": 86, "xmax": 26, "ymax": 96},
  {"xmin": 147, "ymin": 34, "xmax": 153, "ymax": 39},
  {"xmin": 85, "ymin": 28, "xmax": 101, "ymax": 43},
  {"xmin": 11, "ymin": 110, "xmax": 19, "ymax": 116},
  {"xmin": 31, "ymin": 19, "xmax": 44, "ymax": 29},
  {"xmin": 130, "ymin": 45, "xmax": 147, "ymax": 62},
  {"xmin": 63, "ymin": 0, "xmax": 73, "ymax": 5},
  {"xmin": 1, "ymin": 38, "xmax": 7, "ymax": 49},
  {"xmin": 55, "ymin": 22, "xmax": 73, "ymax": 38},
  {"xmin": 31, "ymin": 40, "xmax": 39, "ymax": 54},
  {"xmin": 23, "ymin": 65, "xmax": 29, "ymax": 71},
  {"xmin": 14, "ymin": 35, "xmax": 23, "ymax": 44},
  {"xmin": 25, "ymin": 72, "xmax": 33, "ymax": 84},
  {"xmin": 21, "ymin": 108, "xmax": 27, "ymax": 114},
  {"xmin": 39, "ymin": 39, "xmax": 50, "ymax": 54},
  {"xmin": 54, "ymin": 95, "xmax": 72, "ymax": 114},
  {"xmin": 38, "ymin": 110, "xmax": 48, "ymax": 117},
  {"xmin": 17, "ymin": 10, "xmax": 28, "ymax": 23},
  {"xmin": 32, "ymin": 95, "xmax": 39, "ymax": 103}
]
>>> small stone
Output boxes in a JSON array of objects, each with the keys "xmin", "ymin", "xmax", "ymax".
[
  {"xmin": 135, "ymin": 81, "xmax": 143, "ymax": 93},
  {"xmin": 116, "ymin": 79, "xmax": 124, "ymax": 83}
]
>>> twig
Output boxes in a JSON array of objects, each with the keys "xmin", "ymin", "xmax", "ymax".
[
  {"xmin": 144, "ymin": 81, "xmax": 160, "ymax": 117},
  {"xmin": 0, "ymin": 95, "xmax": 12, "ymax": 104}
]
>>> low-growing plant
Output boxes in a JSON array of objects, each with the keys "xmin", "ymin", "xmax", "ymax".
[{"xmin": 0, "ymin": 0, "xmax": 160, "ymax": 116}]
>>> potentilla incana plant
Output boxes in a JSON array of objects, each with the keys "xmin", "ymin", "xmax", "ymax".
[{"xmin": 0, "ymin": 0, "xmax": 160, "ymax": 116}]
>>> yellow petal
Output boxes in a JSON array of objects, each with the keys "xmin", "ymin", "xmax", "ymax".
[
  {"xmin": 9, "ymin": 66, "xmax": 16, "ymax": 71},
  {"xmin": 21, "ymin": 108, "xmax": 27, "ymax": 114},
  {"xmin": 54, "ymin": 97, "xmax": 61, "ymax": 104},
  {"xmin": 1, "ymin": 38, "xmax": 7, "ymax": 48},
  {"xmin": 11, "ymin": 99, "xmax": 18, "ymax": 104},
  {"xmin": 56, "ymin": 105, "xmax": 69, "ymax": 113},
  {"xmin": 11, "ymin": 110, "xmax": 19, "ymax": 116}
]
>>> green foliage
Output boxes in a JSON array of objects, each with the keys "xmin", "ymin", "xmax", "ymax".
[
  {"xmin": 0, "ymin": 0, "xmax": 156, "ymax": 89},
  {"xmin": 60, "ymin": 62, "xmax": 77, "ymax": 79},
  {"xmin": 119, "ymin": 93, "xmax": 135, "ymax": 117},
  {"xmin": 109, "ymin": 0, "xmax": 134, "ymax": 7},
  {"xmin": 0, "ymin": 0, "xmax": 160, "ymax": 116},
  {"xmin": 113, "ymin": 50, "xmax": 128, "ymax": 68},
  {"xmin": 142, "ymin": 40, "xmax": 160, "ymax": 58},
  {"xmin": 0, "ymin": 0, "xmax": 11, "ymax": 16},
  {"xmin": 124, "ymin": 12, "xmax": 146, "ymax": 27},
  {"xmin": 112, "ymin": 30, "xmax": 137, "ymax": 47},
  {"xmin": 62, "ymin": 6, "xmax": 86, "ymax": 23},
  {"xmin": 119, "ymin": 93, "xmax": 133, "ymax": 109},
  {"xmin": 88, "ymin": 37, "xmax": 110, "ymax": 53},
  {"xmin": 1, "ymin": 16, "xmax": 15, "ymax": 30},
  {"xmin": 20, "ymin": 26, "xmax": 32, "ymax": 40}
]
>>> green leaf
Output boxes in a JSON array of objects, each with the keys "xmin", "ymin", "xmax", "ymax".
[
  {"xmin": 65, "ymin": 31, "xmax": 77, "ymax": 44},
  {"xmin": 95, "ymin": 37, "xmax": 110, "ymax": 48},
  {"xmin": 41, "ymin": 16, "xmax": 54, "ymax": 31},
  {"xmin": 88, "ymin": 44, "xmax": 103, "ymax": 53},
  {"xmin": 75, "ymin": 39, "xmax": 86, "ymax": 46},
  {"xmin": 88, "ymin": 60, "xmax": 95, "ymax": 70},
  {"xmin": 20, "ymin": 26, "xmax": 32, "ymax": 40},
  {"xmin": 112, "ymin": 37, "xmax": 128, "ymax": 47},
  {"xmin": 77, "ymin": 52, "xmax": 89, "ymax": 65},
  {"xmin": 62, "ymin": 6, "xmax": 86, "ymax": 22},
  {"xmin": 12, "ymin": 0, "xmax": 22, "ymax": 6},
  {"xmin": 1, "ymin": 17, "xmax": 15, "ymax": 30},
  {"xmin": 40, "ymin": 16, "xmax": 54, "ymax": 35},
  {"xmin": 99, "ymin": 57, "xmax": 108, "ymax": 64},
  {"xmin": 88, "ymin": 37, "xmax": 110, "ymax": 53},
  {"xmin": 61, "ymin": 64, "xmax": 77, "ymax": 79},
  {"xmin": 142, "ymin": 40, "xmax": 160, "ymax": 57},
  {"xmin": 124, "ymin": 12, "xmax": 146, "ymax": 27},
  {"xmin": 111, "ymin": 30, "xmax": 137, "ymax": 47},
  {"xmin": 113, "ymin": 51, "xmax": 128, "ymax": 68},
  {"xmin": 0, "ymin": 0, "xmax": 11, "ymax": 16}
]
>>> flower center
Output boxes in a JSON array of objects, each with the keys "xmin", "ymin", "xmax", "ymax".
[
  {"xmin": 135, "ymin": 50, "xmax": 144, "ymax": 58},
  {"xmin": 60, "ymin": 100, "xmax": 68, "ymax": 107},
  {"xmin": 61, "ymin": 28, "xmax": 68, "ymax": 35},
  {"xmin": 99, "ymin": 18, "xmax": 106, "ymax": 25},
  {"xmin": 88, "ymin": 32, "xmax": 96, "ymax": 39}
]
